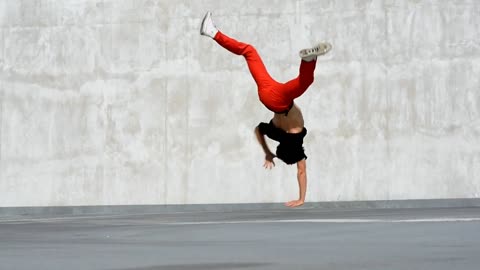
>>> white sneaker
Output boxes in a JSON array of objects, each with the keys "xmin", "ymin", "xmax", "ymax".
[
  {"xmin": 200, "ymin": 11, "xmax": 218, "ymax": 38},
  {"xmin": 299, "ymin": 42, "xmax": 332, "ymax": 61}
]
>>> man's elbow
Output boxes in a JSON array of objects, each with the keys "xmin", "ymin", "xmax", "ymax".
[
  {"xmin": 297, "ymin": 160, "xmax": 307, "ymax": 175},
  {"xmin": 254, "ymin": 126, "xmax": 263, "ymax": 135}
]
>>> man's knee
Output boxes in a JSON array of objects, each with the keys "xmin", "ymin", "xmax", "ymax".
[{"xmin": 243, "ymin": 44, "xmax": 257, "ymax": 56}]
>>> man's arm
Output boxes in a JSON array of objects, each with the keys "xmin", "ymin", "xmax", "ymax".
[
  {"xmin": 254, "ymin": 126, "xmax": 276, "ymax": 169},
  {"xmin": 285, "ymin": 159, "xmax": 307, "ymax": 208}
]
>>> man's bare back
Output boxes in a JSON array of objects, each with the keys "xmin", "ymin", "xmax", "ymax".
[{"xmin": 272, "ymin": 103, "xmax": 304, "ymax": 133}]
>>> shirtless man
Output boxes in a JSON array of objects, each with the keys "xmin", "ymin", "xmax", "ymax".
[{"xmin": 200, "ymin": 12, "xmax": 331, "ymax": 207}]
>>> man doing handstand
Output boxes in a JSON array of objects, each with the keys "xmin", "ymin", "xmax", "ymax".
[{"xmin": 200, "ymin": 12, "xmax": 331, "ymax": 207}]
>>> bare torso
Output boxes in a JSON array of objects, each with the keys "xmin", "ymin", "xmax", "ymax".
[{"xmin": 271, "ymin": 103, "xmax": 304, "ymax": 133}]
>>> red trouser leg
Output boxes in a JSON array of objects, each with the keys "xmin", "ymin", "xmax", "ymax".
[
  {"xmin": 213, "ymin": 31, "xmax": 317, "ymax": 113},
  {"xmin": 213, "ymin": 31, "xmax": 291, "ymax": 113},
  {"xmin": 280, "ymin": 59, "xmax": 316, "ymax": 101}
]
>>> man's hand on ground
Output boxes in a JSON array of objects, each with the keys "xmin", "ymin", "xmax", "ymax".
[{"xmin": 285, "ymin": 200, "xmax": 304, "ymax": 208}]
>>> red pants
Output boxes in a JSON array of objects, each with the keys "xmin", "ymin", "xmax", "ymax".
[{"xmin": 214, "ymin": 31, "xmax": 316, "ymax": 113}]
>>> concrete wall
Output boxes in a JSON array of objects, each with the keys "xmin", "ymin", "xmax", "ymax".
[{"xmin": 0, "ymin": 0, "xmax": 479, "ymax": 207}]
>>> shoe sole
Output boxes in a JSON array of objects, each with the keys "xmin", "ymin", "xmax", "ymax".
[
  {"xmin": 200, "ymin": 12, "xmax": 211, "ymax": 36},
  {"xmin": 299, "ymin": 43, "xmax": 332, "ymax": 57}
]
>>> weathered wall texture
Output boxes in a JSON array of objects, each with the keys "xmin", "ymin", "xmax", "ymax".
[{"xmin": 0, "ymin": 0, "xmax": 479, "ymax": 207}]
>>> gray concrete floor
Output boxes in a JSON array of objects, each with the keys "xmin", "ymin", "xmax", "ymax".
[{"xmin": 1, "ymin": 207, "xmax": 480, "ymax": 270}]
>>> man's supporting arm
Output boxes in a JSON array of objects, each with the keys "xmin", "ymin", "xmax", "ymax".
[{"xmin": 285, "ymin": 159, "xmax": 307, "ymax": 208}]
